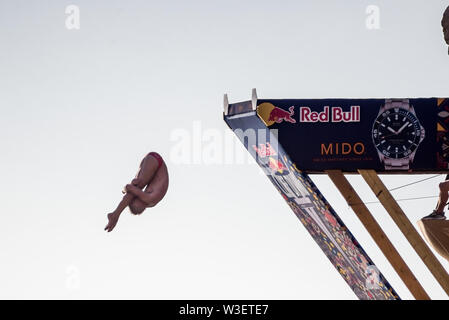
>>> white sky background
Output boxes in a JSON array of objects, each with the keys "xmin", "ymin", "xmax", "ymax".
[{"xmin": 0, "ymin": 0, "xmax": 448, "ymax": 299}]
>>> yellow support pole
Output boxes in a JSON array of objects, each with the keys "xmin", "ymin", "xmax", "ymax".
[
  {"xmin": 326, "ymin": 170, "xmax": 430, "ymax": 300},
  {"xmin": 359, "ymin": 169, "xmax": 449, "ymax": 296}
]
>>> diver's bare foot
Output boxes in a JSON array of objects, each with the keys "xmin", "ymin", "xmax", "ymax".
[{"xmin": 105, "ymin": 212, "xmax": 120, "ymax": 232}]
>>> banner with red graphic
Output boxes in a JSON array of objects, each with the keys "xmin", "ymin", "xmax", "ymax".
[
  {"xmin": 224, "ymin": 103, "xmax": 399, "ymax": 300},
  {"xmin": 256, "ymin": 98, "xmax": 449, "ymax": 173}
]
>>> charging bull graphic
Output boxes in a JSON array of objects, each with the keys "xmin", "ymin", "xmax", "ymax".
[
  {"xmin": 224, "ymin": 99, "xmax": 399, "ymax": 299},
  {"xmin": 269, "ymin": 106, "xmax": 296, "ymax": 124},
  {"xmin": 257, "ymin": 103, "xmax": 296, "ymax": 126},
  {"xmin": 268, "ymin": 157, "xmax": 288, "ymax": 173}
]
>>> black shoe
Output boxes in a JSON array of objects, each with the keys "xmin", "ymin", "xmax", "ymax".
[{"xmin": 423, "ymin": 211, "xmax": 446, "ymax": 220}]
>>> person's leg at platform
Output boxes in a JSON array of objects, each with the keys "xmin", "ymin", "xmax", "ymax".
[{"xmin": 424, "ymin": 177, "xmax": 449, "ymax": 220}]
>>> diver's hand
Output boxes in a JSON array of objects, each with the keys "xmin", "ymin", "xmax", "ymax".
[
  {"xmin": 124, "ymin": 183, "xmax": 143, "ymax": 194},
  {"xmin": 131, "ymin": 178, "xmax": 142, "ymax": 186},
  {"xmin": 105, "ymin": 212, "xmax": 120, "ymax": 232},
  {"xmin": 122, "ymin": 178, "xmax": 142, "ymax": 194}
]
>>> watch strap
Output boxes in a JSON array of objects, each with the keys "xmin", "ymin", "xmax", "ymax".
[
  {"xmin": 382, "ymin": 99, "xmax": 411, "ymax": 111},
  {"xmin": 383, "ymin": 158, "xmax": 410, "ymax": 170}
]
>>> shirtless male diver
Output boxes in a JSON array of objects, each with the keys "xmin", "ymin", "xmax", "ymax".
[{"xmin": 105, "ymin": 152, "xmax": 169, "ymax": 232}]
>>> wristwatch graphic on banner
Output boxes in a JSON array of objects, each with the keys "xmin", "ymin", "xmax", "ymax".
[{"xmin": 372, "ymin": 99, "xmax": 425, "ymax": 170}]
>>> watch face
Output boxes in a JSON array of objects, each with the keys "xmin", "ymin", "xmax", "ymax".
[{"xmin": 372, "ymin": 107, "xmax": 424, "ymax": 159}]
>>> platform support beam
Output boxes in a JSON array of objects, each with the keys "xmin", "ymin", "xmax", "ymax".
[
  {"xmin": 359, "ymin": 169, "xmax": 449, "ymax": 296},
  {"xmin": 326, "ymin": 170, "xmax": 430, "ymax": 300}
]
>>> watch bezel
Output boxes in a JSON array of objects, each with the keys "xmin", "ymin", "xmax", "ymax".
[{"xmin": 372, "ymin": 107, "xmax": 423, "ymax": 160}]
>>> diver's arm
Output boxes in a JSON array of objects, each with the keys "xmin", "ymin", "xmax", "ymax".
[{"xmin": 125, "ymin": 184, "xmax": 158, "ymax": 207}]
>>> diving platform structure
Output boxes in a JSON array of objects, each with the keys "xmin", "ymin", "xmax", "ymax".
[{"xmin": 223, "ymin": 89, "xmax": 449, "ymax": 300}]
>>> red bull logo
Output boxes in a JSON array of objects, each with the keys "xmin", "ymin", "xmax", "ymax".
[
  {"xmin": 268, "ymin": 106, "xmax": 296, "ymax": 124},
  {"xmin": 268, "ymin": 157, "xmax": 287, "ymax": 173},
  {"xmin": 257, "ymin": 102, "xmax": 296, "ymax": 126},
  {"xmin": 253, "ymin": 142, "xmax": 277, "ymax": 158}
]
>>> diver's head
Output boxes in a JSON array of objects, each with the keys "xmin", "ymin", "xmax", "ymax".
[{"xmin": 129, "ymin": 199, "xmax": 146, "ymax": 215}]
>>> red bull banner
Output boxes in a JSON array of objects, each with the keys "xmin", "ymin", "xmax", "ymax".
[
  {"xmin": 256, "ymin": 98, "xmax": 449, "ymax": 173},
  {"xmin": 224, "ymin": 101, "xmax": 399, "ymax": 300}
]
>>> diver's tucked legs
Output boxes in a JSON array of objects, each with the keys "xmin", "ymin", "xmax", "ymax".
[
  {"xmin": 126, "ymin": 184, "xmax": 159, "ymax": 207},
  {"xmin": 105, "ymin": 153, "xmax": 161, "ymax": 232},
  {"xmin": 131, "ymin": 153, "xmax": 160, "ymax": 189}
]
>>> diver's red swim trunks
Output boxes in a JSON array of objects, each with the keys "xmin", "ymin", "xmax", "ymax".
[{"xmin": 148, "ymin": 152, "xmax": 163, "ymax": 169}]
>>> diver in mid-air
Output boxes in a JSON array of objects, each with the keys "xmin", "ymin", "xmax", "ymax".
[{"xmin": 105, "ymin": 152, "xmax": 169, "ymax": 232}]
